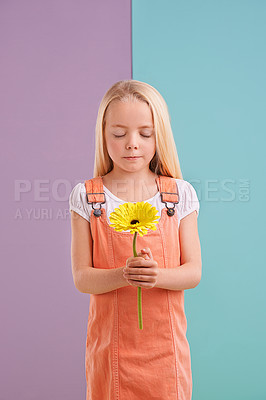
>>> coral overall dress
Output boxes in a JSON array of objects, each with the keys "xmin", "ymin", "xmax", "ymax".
[{"xmin": 84, "ymin": 175, "xmax": 192, "ymax": 400}]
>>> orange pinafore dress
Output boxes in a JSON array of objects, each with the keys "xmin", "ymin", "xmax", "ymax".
[{"xmin": 84, "ymin": 175, "xmax": 192, "ymax": 400}]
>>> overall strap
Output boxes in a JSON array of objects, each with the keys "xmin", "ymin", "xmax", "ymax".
[
  {"xmin": 156, "ymin": 175, "xmax": 179, "ymax": 217},
  {"xmin": 84, "ymin": 175, "xmax": 180, "ymax": 217},
  {"xmin": 84, "ymin": 176, "xmax": 106, "ymax": 217}
]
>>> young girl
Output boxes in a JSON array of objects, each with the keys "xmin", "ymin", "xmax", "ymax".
[{"xmin": 69, "ymin": 80, "xmax": 201, "ymax": 400}]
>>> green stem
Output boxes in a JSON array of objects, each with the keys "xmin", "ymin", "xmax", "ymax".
[
  {"xmin": 133, "ymin": 231, "xmax": 143, "ymax": 330},
  {"xmin": 137, "ymin": 287, "xmax": 143, "ymax": 330}
]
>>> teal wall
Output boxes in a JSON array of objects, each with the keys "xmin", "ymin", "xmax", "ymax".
[{"xmin": 132, "ymin": 1, "xmax": 266, "ymax": 399}]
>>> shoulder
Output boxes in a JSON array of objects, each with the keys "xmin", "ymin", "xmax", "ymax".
[
  {"xmin": 69, "ymin": 182, "xmax": 91, "ymax": 222},
  {"xmin": 174, "ymin": 178, "xmax": 200, "ymax": 220},
  {"xmin": 69, "ymin": 182, "xmax": 87, "ymax": 203},
  {"xmin": 174, "ymin": 178, "xmax": 197, "ymax": 196}
]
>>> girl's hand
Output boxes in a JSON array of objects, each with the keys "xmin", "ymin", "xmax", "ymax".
[{"xmin": 123, "ymin": 248, "xmax": 159, "ymax": 289}]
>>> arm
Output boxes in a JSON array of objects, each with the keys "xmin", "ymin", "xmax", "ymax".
[
  {"xmin": 71, "ymin": 211, "xmax": 128, "ymax": 294},
  {"xmin": 154, "ymin": 211, "xmax": 202, "ymax": 291}
]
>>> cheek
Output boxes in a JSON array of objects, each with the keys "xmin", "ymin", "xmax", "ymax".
[
  {"xmin": 107, "ymin": 139, "xmax": 122, "ymax": 157},
  {"xmin": 145, "ymin": 140, "xmax": 156, "ymax": 154}
]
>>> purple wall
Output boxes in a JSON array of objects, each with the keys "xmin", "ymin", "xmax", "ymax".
[{"xmin": 0, "ymin": 1, "xmax": 131, "ymax": 398}]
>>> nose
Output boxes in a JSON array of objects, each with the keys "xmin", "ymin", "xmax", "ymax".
[
  {"xmin": 125, "ymin": 133, "xmax": 139, "ymax": 149},
  {"xmin": 126, "ymin": 143, "xmax": 138, "ymax": 149}
]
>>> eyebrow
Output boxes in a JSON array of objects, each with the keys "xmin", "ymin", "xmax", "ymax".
[{"xmin": 111, "ymin": 124, "xmax": 153, "ymax": 128}]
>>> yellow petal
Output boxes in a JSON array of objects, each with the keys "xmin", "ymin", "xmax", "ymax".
[{"xmin": 109, "ymin": 201, "xmax": 160, "ymax": 235}]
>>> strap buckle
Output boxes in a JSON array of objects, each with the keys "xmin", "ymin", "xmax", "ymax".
[
  {"xmin": 160, "ymin": 190, "xmax": 179, "ymax": 217},
  {"xmin": 86, "ymin": 192, "xmax": 106, "ymax": 217}
]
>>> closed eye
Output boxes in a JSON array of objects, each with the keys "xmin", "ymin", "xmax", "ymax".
[{"xmin": 113, "ymin": 134, "xmax": 151, "ymax": 138}]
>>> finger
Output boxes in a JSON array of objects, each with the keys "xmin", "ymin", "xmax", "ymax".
[
  {"xmin": 126, "ymin": 256, "xmax": 142, "ymax": 266},
  {"xmin": 126, "ymin": 276, "xmax": 155, "ymax": 287},
  {"xmin": 125, "ymin": 275, "xmax": 143, "ymax": 283},
  {"xmin": 126, "ymin": 268, "xmax": 157, "ymax": 276},
  {"xmin": 140, "ymin": 248, "xmax": 153, "ymax": 259},
  {"xmin": 128, "ymin": 260, "xmax": 151, "ymax": 268},
  {"xmin": 137, "ymin": 251, "xmax": 149, "ymax": 259},
  {"xmin": 128, "ymin": 255, "xmax": 145, "ymax": 261},
  {"xmin": 130, "ymin": 273, "xmax": 155, "ymax": 282}
]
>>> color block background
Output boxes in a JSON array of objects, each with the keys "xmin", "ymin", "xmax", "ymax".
[
  {"xmin": 1, "ymin": 0, "xmax": 265, "ymax": 399},
  {"xmin": 132, "ymin": 1, "xmax": 266, "ymax": 399},
  {"xmin": 0, "ymin": 1, "xmax": 131, "ymax": 399}
]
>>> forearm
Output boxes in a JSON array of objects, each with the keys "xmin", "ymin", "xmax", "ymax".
[
  {"xmin": 155, "ymin": 262, "xmax": 201, "ymax": 291},
  {"xmin": 76, "ymin": 266, "xmax": 128, "ymax": 294}
]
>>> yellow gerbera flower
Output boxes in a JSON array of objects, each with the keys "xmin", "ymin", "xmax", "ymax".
[
  {"xmin": 109, "ymin": 201, "xmax": 160, "ymax": 330},
  {"xmin": 109, "ymin": 201, "xmax": 160, "ymax": 237}
]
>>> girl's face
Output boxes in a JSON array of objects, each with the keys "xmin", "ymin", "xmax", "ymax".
[{"xmin": 104, "ymin": 100, "xmax": 156, "ymax": 174}]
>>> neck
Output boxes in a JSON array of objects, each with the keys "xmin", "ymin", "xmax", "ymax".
[
  {"xmin": 106, "ymin": 169, "xmax": 157, "ymax": 187},
  {"xmin": 102, "ymin": 169, "xmax": 159, "ymax": 202}
]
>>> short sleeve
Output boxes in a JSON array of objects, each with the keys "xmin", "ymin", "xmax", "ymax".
[
  {"xmin": 69, "ymin": 183, "xmax": 91, "ymax": 222},
  {"xmin": 178, "ymin": 181, "xmax": 200, "ymax": 221}
]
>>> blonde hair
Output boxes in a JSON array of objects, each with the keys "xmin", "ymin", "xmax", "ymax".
[{"xmin": 93, "ymin": 79, "xmax": 183, "ymax": 179}]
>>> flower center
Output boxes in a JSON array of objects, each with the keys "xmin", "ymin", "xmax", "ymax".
[{"xmin": 130, "ymin": 219, "xmax": 139, "ymax": 225}]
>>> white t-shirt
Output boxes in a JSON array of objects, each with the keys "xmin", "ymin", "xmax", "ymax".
[{"xmin": 69, "ymin": 178, "xmax": 200, "ymax": 229}]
